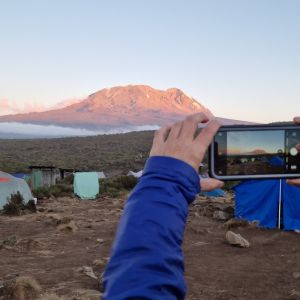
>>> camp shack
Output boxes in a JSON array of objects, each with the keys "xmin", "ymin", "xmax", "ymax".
[
  {"xmin": 29, "ymin": 166, "xmax": 61, "ymax": 189},
  {"xmin": 59, "ymin": 168, "xmax": 78, "ymax": 180}
]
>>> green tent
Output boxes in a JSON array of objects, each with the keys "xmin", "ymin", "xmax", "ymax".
[
  {"xmin": 0, "ymin": 171, "xmax": 34, "ymax": 209},
  {"xmin": 73, "ymin": 172, "xmax": 99, "ymax": 200}
]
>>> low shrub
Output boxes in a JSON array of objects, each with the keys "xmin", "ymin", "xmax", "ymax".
[
  {"xmin": 33, "ymin": 184, "xmax": 73, "ymax": 199},
  {"xmin": 2, "ymin": 192, "xmax": 36, "ymax": 216},
  {"xmin": 100, "ymin": 175, "xmax": 138, "ymax": 197},
  {"xmin": 2, "ymin": 192, "xmax": 25, "ymax": 215},
  {"xmin": 0, "ymin": 235, "xmax": 17, "ymax": 247},
  {"xmin": 49, "ymin": 184, "xmax": 72, "ymax": 198},
  {"xmin": 32, "ymin": 187, "xmax": 51, "ymax": 199}
]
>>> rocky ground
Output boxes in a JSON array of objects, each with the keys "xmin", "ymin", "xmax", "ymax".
[{"xmin": 0, "ymin": 193, "xmax": 300, "ymax": 300}]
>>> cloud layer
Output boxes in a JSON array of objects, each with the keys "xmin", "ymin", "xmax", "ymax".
[{"xmin": 0, "ymin": 122, "xmax": 159, "ymax": 138}]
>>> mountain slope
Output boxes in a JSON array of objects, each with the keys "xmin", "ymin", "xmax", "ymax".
[{"xmin": 0, "ymin": 85, "xmax": 213, "ymax": 129}]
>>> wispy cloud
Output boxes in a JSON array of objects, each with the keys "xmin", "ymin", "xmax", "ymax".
[
  {"xmin": 0, "ymin": 122, "xmax": 159, "ymax": 138},
  {"xmin": 51, "ymin": 98, "xmax": 83, "ymax": 109},
  {"xmin": 0, "ymin": 98, "xmax": 84, "ymax": 116},
  {"xmin": 0, "ymin": 99, "xmax": 47, "ymax": 116}
]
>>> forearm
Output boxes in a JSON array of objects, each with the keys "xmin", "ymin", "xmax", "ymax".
[{"xmin": 102, "ymin": 156, "xmax": 200, "ymax": 300}]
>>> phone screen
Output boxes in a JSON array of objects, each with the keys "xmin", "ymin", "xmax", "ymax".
[{"xmin": 214, "ymin": 128, "xmax": 300, "ymax": 176}]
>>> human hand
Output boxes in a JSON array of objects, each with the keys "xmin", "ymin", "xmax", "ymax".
[
  {"xmin": 150, "ymin": 113, "xmax": 224, "ymax": 190},
  {"xmin": 287, "ymin": 116, "xmax": 300, "ymax": 187},
  {"xmin": 200, "ymin": 177, "xmax": 224, "ymax": 192}
]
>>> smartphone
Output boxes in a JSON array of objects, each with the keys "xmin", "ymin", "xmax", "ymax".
[{"xmin": 209, "ymin": 124, "xmax": 300, "ymax": 180}]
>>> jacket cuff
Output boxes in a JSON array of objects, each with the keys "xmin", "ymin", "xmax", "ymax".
[{"xmin": 142, "ymin": 156, "xmax": 201, "ymax": 204}]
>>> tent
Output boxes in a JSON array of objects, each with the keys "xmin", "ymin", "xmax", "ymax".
[
  {"xmin": 0, "ymin": 171, "xmax": 34, "ymax": 209},
  {"xmin": 127, "ymin": 170, "xmax": 143, "ymax": 178},
  {"xmin": 11, "ymin": 173, "xmax": 29, "ymax": 180},
  {"xmin": 97, "ymin": 172, "xmax": 106, "ymax": 179},
  {"xmin": 202, "ymin": 188, "xmax": 225, "ymax": 198},
  {"xmin": 234, "ymin": 180, "xmax": 300, "ymax": 230},
  {"xmin": 73, "ymin": 172, "xmax": 99, "ymax": 200}
]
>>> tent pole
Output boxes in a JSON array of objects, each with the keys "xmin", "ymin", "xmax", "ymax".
[{"xmin": 278, "ymin": 179, "xmax": 282, "ymax": 229}]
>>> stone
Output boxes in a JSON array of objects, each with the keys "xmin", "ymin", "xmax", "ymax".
[
  {"xmin": 213, "ymin": 210, "xmax": 230, "ymax": 221},
  {"xmin": 224, "ymin": 218, "xmax": 249, "ymax": 229},
  {"xmin": 93, "ymin": 259, "xmax": 106, "ymax": 267},
  {"xmin": 226, "ymin": 231, "xmax": 250, "ymax": 248},
  {"xmin": 78, "ymin": 266, "xmax": 98, "ymax": 280},
  {"xmin": 293, "ymin": 272, "xmax": 300, "ymax": 279}
]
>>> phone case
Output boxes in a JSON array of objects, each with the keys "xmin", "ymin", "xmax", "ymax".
[{"xmin": 209, "ymin": 124, "xmax": 300, "ymax": 181}]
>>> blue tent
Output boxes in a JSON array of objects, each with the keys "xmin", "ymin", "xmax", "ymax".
[
  {"xmin": 234, "ymin": 180, "xmax": 300, "ymax": 230},
  {"xmin": 202, "ymin": 188, "xmax": 225, "ymax": 197}
]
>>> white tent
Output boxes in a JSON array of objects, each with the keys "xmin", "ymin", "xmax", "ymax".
[
  {"xmin": 97, "ymin": 172, "xmax": 106, "ymax": 179},
  {"xmin": 127, "ymin": 170, "xmax": 143, "ymax": 178},
  {"xmin": 0, "ymin": 171, "xmax": 34, "ymax": 209}
]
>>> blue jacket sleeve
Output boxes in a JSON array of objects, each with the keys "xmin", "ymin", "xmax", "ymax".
[{"xmin": 102, "ymin": 156, "xmax": 201, "ymax": 300}]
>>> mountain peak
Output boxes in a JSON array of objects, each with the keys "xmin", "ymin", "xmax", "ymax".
[{"xmin": 0, "ymin": 85, "xmax": 213, "ymax": 129}]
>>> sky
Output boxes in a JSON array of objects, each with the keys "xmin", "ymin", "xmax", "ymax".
[
  {"xmin": 0, "ymin": 0, "xmax": 299, "ymax": 123},
  {"xmin": 227, "ymin": 130, "xmax": 285, "ymax": 154}
]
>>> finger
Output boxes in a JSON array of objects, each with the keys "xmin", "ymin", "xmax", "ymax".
[
  {"xmin": 296, "ymin": 143, "xmax": 300, "ymax": 151},
  {"xmin": 150, "ymin": 125, "xmax": 171, "ymax": 156},
  {"xmin": 293, "ymin": 116, "xmax": 300, "ymax": 124},
  {"xmin": 287, "ymin": 179, "xmax": 300, "ymax": 187},
  {"xmin": 195, "ymin": 119, "xmax": 221, "ymax": 156},
  {"xmin": 167, "ymin": 121, "xmax": 183, "ymax": 140},
  {"xmin": 154, "ymin": 125, "xmax": 172, "ymax": 142},
  {"xmin": 200, "ymin": 178, "xmax": 224, "ymax": 192},
  {"xmin": 180, "ymin": 112, "xmax": 210, "ymax": 139}
]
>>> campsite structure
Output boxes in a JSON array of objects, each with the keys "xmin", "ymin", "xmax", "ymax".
[
  {"xmin": 97, "ymin": 171, "xmax": 106, "ymax": 179},
  {"xmin": 73, "ymin": 172, "xmax": 99, "ymax": 200},
  {"xmin": 127, "ymin": 170, "xmax": 143, "ymax": 178},
  {"xmin": 234, "ymin": 179, "xmax": 300, "ymax": 230},
  {"xmin": 0, "ymin": 171, "xmax": 34, "ymax": 209},
  {"xmin": 29, "ymin": 166, "xmax": 61, "ymax": 189}
]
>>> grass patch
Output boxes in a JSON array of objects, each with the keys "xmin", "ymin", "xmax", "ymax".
[
  {"xmin": 0, "ymin": 235, "xmax": 17, "ymax": 247},
  {"xmin": 2, "ymin": 276, "xmax": 41, "ymax": 300}
]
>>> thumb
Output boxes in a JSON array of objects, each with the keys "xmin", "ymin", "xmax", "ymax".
[
  {"xmin": 200, "ymin": 178, "xmax": 224, "ymax": 192},
  {"xmin": 287, "ymin": 178, "xmax": 300, "ymax": 187}
]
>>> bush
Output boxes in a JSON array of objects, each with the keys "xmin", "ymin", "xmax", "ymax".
[
  {"xmin": 2, "ymin": 192, "xmax": 25, "ymax": 215},
  {"xmin": 33, "ymin": 184, "xmax": 73, "ymax": 199},
  {"xmin": 114, "ymin": 176, "xmax": 138, "ymax": 190},
  {"xmin": 32, "ymin": 187, "xmax": 51, "ymax": 199},
  {"xmin": 2, "ymin": 192, "xmax": 36, "ymax": 215},
  {"xmin": 100, "ymin": 175, "xmax": 138, "ymax": 197},
  {"xmin": 49, "ymin": 184, "xmax": 73, "ymax": 198}
]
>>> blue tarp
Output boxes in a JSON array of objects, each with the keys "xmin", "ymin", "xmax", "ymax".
[
  {"xmin": 234, "ymin": 180, "xmax": 300, "ymax": 230},
  {"xmin": 269, "ymin": 156, "xmax": 284, "ymax": 166},
  {"xmin": 282, "ymin": 182, "xmax": 300, "ymax": 230},
  {"xmin": 12, "ymin": 173, "xmax": 28, "ymax": 179},
  {"xmin": 202, "ymin": 188, "xmax": 225, "ymax": 197}
]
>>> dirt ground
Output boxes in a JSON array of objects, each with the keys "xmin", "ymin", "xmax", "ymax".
[{"xmin": 0, "ymin": 193, "xmax": 300, "ymax": 300}]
